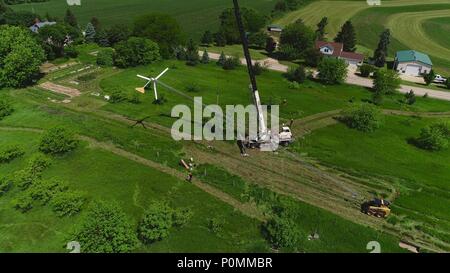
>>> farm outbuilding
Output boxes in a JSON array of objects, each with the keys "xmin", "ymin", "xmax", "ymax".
[{"xmin": 394, "ymin": 50, "xmax": 433, "ymax": 77}]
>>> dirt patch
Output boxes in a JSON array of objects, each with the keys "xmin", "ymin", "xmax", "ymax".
[
  {"xmin": 39, "ymin": 82, "xmax": 81, "ymax": 98},
  {"xmin": 40, "ymin": 62, "xmax": 79, "ymax": 74}
]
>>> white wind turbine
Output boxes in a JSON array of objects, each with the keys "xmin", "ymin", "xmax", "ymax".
[{"xmin": 136, "ymin": 68, "xmax": 169, "ymax": 101}]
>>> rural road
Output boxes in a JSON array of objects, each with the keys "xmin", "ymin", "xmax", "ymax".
[{"xmin": 202, "ymin": 51, "xmax": 450, "ymax": 102}]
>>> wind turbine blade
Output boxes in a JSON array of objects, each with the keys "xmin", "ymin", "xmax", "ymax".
[
  {"xmin": 153, "ymin": 81, "xmax": 158, "ymax": 101},
  {"xmin": 155, "ymin": 68, "xmax": 169, "ymax": 80},
  {"xmin": 137, "ymin": 74, "xmax": 152, "ymax": 81}
]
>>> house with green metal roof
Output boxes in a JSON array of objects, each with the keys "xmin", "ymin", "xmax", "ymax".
[{"xmin": 394, "ymin": 50, "xmax": 433, "ymax": 77}]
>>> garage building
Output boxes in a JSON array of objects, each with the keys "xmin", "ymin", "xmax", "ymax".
[{"xmin": 394, "ymin": 50, "xmax": 433, "ymax": 77}]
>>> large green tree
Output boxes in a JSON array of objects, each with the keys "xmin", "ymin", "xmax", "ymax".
[
  {"xmin": 133, "ymin": 13, "xmax": 184, "ymax": 58},
  {"xmin": 38, "ymin": 23, "xmax": 81, "ymax": 60},
  {"xmin": 334, "ymin": 21, "xmax": 356, "ymax": 52},
  {"xmin": 373, "ymin": 68, "xmax": 401, "ymax": 95},
  {"xmin": 279, "ymin": 20, "xmax": 315, "ymax": 60},
  {"xmin": 218, "ymin": 7, "xmax": 266, "ymax": 45},
  {"xmin": 64, "ymin": 8, "xmax": 78, "ymax": 28},
  {"xmin": 113, "ymin": 37, "xmax": 160, "ymax": 68},
  {"xmin": 316, "ymin": 17, "xmax": 328, "ymax": 40},
  {"xmin": 372, "ymin": 29, "xmax": 390, "ymax": 68},
  {"xmin": 0, "ymin": 26, "xmax": 45, "ymax": 88}
]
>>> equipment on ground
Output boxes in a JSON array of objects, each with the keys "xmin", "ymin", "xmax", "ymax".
[
  {"xmin": 136, "ymin": 68, "xmax": 169, "ymax": 101},
  {"xmin": 232, "ymin": 0, "xmax": 293, "ymax": 150},
  {"xmin": 361, "ymin": 198, "xmax": 391, "ymax": 218}
]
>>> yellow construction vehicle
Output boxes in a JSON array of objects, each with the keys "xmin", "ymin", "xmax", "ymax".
[{"xmin": 361, "ymin": 198, "xmax": 391, "ymax": 218}]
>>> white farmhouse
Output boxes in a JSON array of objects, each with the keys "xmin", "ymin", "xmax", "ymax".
[
  {"xmin": 315, "ymin": 41, "xmax": 364, "ymax": 66},
  {"xmin": 394, "ymin": 50, "xmax": 433, "ymax": 77}
]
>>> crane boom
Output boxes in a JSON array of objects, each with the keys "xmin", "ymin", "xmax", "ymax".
[{"xmin": 232, "ymin": 0, "xmax": 268, "ymax": 141}]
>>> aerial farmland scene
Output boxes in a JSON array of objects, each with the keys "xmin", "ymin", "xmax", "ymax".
[{"xmin": 0, "ymin": 0, "xmax": 449, "ymax": 258}]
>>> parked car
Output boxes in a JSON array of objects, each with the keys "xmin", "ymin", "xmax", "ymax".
[{"xmin": 434, "ymin": 74, "xmax": 447, "ymax": 84}]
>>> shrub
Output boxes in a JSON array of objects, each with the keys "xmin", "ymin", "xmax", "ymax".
[
  {"xmin": 303, "ymin": 47, "xmax": 323, "ymax": 67},
  {"xmin": 446, "ymin": 79, "xmax": 450, "ymax": 90},
  {"xmin": 0, "ymin": 176, "xmax": 13, "ymax": 196},
  {"xmin": 415, "ymin": 122, "xmax": 450, "ymax": 151},
  {"xmin": 185, "ymin": 82, "xmax": 200, "ymax": 92},
  {"xmin": 359, "ymin": 64, "xmax": 375, "ymax": 78},
  {"xmin": 64, "ymin": 46, "xmax": 78, "ymax": 58},
  {"xmin": 138, "ymin": 201, "xmax": 173, "ymax": 243},
  {"xmin": 423, "ymin": 69, "xmax": 435, "ymax": 86},
  {"xmin": 28, "ymin": 179, "xmax": 68, "ymax": 205},
  {"xmin": 340, "ymin": 103, "xmax": 383, "ymax": 132},
  {"xmin": 96, "ymin": 48, "xmax": 114, "ymax": 67},
  {"xmin": 28, "ymin": 153, "xmax": 52, "ymax": 174},
  {"xmin": 317, "ymin": 58, "xmax": 348, "ymax": 84},
  {"xmin": 207, "ymin": 217, "xmax": 225, "ymax": 234},
  {"xmin": 109, "ymin": 90, "xmax": 128, "ymax": 103},
  {"xmin": 0, "ymin": 145, "xmax": 24, "ymax": 163},
  {"xmin": 285, "ymin": 66, "xmax": 306, "ymax": 83},
  {"xmin": 12, "ymin": 195, "xmax": 33, "ymax": 213},
  {"xmin": 404, "ymin": 90, "xmax": 416, "ymax": 105},
  {"xmin": 39, "ymin": 126, "xmax": 79, "ymax": 155},
  {"xmin": 74, "ymin": 201, "xmax": 138, "ymax": 253},
  {"xmin": 263, "ymin": 216, "xmax": 301, "ymax": 248},
  {"xmin": 13, "ymin": 169, "xmax": 38, "ymax": 191},
  {"xmin": 253, "ymin": 62, "xmax": 267, "ymax": 76},
  {"xmin": 217, "ymin": 51, "xmax": 226, "ymax": 66},
  {"xmin": 127, "ymin": 92, "xmax": 141, "ymax": 104},
  {"xmin": 222, "ymin": 56, "xmax": 240, "ymax": 70},
  {"xmin": 0, "ymin": 99, "xmax": 14, "ymax": 120},
  {"xmin": 172, "ymin": 208, "xmax": 193, "ymax": 228},
  {"xmin": 51, "ymin": 190, "xmax": 86, "ymax": 217}
]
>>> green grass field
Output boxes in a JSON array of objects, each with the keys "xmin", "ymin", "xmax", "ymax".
[
  {"xmin": 97, "ymin": 59, "xmax": 450, "ymax": 128},
  {"xmin": 298, "ymin": 115, "xmax": 450, "ymax": 248},
  {"xmin": 0, "ymin": 130, "xmax": 268, "ymax": 252},
  {"xmin": 422, "ymin": 17, "xmax": 450, "ymax": 50},
  {"xmin": 11, "ymin": 0, "xmax": 276, "ymax": 39}
]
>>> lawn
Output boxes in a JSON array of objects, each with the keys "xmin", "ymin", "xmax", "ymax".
[
  {"xmin": 97, "ymin": 60, "xmax": 450, "ymax": 129},
  {"xmin": 422, "ymin": 17, "xmax": 450, "ymax": 50},
  {"xmin": 11, "ymin": 0, "xmax": 277, "ymax": 40},
  {"xmin": 297, "ymin": 114, "xmax": 450, "ymax": 247}
]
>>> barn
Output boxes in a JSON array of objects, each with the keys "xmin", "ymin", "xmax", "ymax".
[{"xmin": 394, "ymin": 50, "xmax": 433, "ymax": 77}]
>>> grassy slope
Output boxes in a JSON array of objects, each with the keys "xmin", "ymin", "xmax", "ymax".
[
  {"xmin": 11, "ymin": 0, "xmax": 276, "ymax": 39},
  {"xmin": 98, "ymin": 60, "xmax": 450, "ymax": 128},
  {"xmin": 422, "ymin": 17, "xmax": 450, "ymax": 50},
  {"xmin": 297, "ymin": 115, "xmax": 450, "ymax": 245},
  {"xmin": 0, "ymin": 128, "xmax": 267, "ymax": 253},
  {"xmin": 0, "ymin": 89, "xmax": 408, "ymax": 253}
]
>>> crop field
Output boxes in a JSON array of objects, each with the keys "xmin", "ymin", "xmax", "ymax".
[
  {"xmin": 274, "ymin": 0, "xmax": 450, "ymax": 74},
  {"xmin": 11, "ymin": 0, "xmax": 276, "ymax": 39},
  {"xmin": 298, "ymin": 114, "xmax": 450, "ymax": 249}
]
